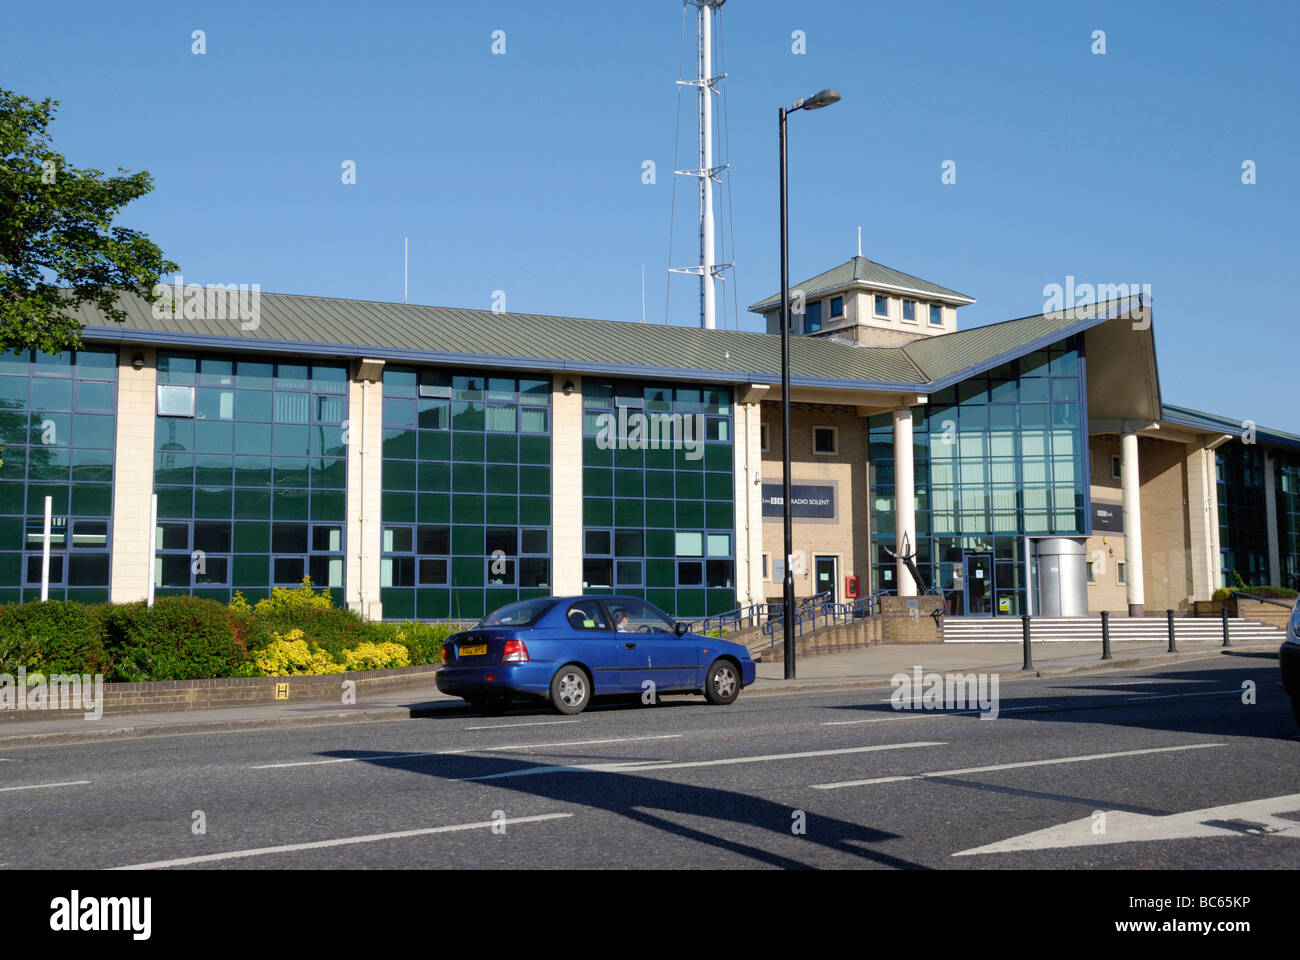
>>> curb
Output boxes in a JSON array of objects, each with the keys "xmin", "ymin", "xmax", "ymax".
[
  {"xmin": 0, "ymin": 700, "xmax": 465, "ymax": 749},
  {"xmin": 746, "ymin": 642, "xmax": 1280, "ymax": 697}
]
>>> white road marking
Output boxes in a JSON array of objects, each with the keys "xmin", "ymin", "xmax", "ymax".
[
  {"xmin": 251, "ymin": 734, "xmax": 682, "ymax": 769},
  {"xmin": 0, "ymin": 780, "xmax": 91, "ymax": 793},
  {"xmin": 810, "ymin": 742, "xmax": 1225, "ymax": 790},
  {"xmin": 954, "ymin": 793, "xmax": 1300, "ymax": 856},
  {"xmin": 463, "ymin": 719, "xmax": 580, "ymax": 731},
  {"xmin": 110, "ymin": 812, "xmax": 575, "ymax": 869},
  {"xmin": 458, "ymin": 741, "xmax": 946, "ymax": 782},
  {"xmin": 1125, "ymin": 689, "xmax": 1240, "ymax": 702},
  {"xmin": 821, "ymin": 704, "xmax": 1060, "ymax": 726}
]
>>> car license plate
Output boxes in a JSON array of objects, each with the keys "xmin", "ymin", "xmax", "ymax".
[{"xmin": 461, "ymin": 644, "xmax": 487, "ymax": 656}]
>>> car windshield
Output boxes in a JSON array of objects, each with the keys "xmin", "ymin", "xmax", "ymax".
[{"xmin": 480, "ymin": 598, "xmax": 558, "ymax": 627}]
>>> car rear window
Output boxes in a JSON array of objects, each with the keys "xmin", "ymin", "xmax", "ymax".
[{"xmin": 480, "ymin": 598, "xmax": 558, "ymax": 627}]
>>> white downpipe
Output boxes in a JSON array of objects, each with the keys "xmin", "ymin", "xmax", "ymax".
[
  {"xmin": 40, "ymin": 495, "xmax": 51, "ymax": 602},
  {"xmin": 147, "ymin": 493, "xmax": 157, "ymax": 608}
]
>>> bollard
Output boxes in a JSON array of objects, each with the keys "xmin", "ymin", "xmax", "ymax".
[
  {"xmin": 1022, "ymin": 614, "xmax": 1033, "ymax": 671},
  {"xmin": 1166, "ymin": 608, "xmax": 1177, "ymax": 653},
  {"xmin": 1221, "ymin": 606, "xmax": 1231, "ymax": 647},
  {"xmin": 1100, "ymin": 610, "xmax": 1112, "ymax": 660}
]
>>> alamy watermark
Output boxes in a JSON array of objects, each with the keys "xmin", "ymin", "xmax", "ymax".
[
  {"xmin": 0, "ymin": 668, "xmax": 104, "ymax": 720},
  {"xmin": 1042, "ymin": 275, "xmax": 1150, "ymax": 329},
  {"xmin": 890, "ymin": 666, "xmax": 1000, "ymax": 719},
  {"xmin": 151, "ymin": 275, "xmax": 261, "ymax": 331},
  {"xmin": 593, "ymin": 406, "xmax": 704, "ymax": 460}
]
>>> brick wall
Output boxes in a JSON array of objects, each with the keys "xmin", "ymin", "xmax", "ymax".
[
  {"xmin": 0, "ymin": 664, "xmax": 443, "ymax": 723},
  {"xmin": 880, "ymin": 595, "xmax": 944, "ymax": 642},
  {"xmin": 759, "ymin": 403, "xmax": 870, "ymax": 605}
]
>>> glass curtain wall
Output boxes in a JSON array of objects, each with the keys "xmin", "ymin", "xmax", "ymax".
[
  {"xmin": 380, "ymin": 368, "xmax": 551, "ymax": 621},
  {"xmin": 581, "ymin": 380, "xmax": 735, "ymax": 618},
  {"xmin": 1215, "ymin": 442, "xmax": 1269, "ymax": 587},
  {"xmin": 153, "ymin": 353, "xmax": 348, "ymax": 604},
  {"xmin": 869, "ymin": 335, "xmax": 1088, "ymax": 615},
  {"xmin": 0, "ymin": 348, "xmax": 118, "ymax": 603}
]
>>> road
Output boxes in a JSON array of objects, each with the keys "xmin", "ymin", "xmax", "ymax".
[{"xmin": 1, "ymin": 651, "xmax": 1296, "ymax": 870}]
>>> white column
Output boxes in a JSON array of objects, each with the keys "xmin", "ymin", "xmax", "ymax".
[
  {"xmin": 1265, "ymin": 452, "xmax": 1281, "ymax": 587},
  {"xmin": 1121, "ymin": 428, "xmax": 1145, "ymax": 616},
  {"xmin": 1185, "ymin": 443, "xmax": 1220, "ymax": 601},
  {"xmin": 893, "ymin": 406, "xmax": 917, "ymax": 597}
]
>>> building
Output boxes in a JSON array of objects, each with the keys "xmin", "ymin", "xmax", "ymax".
[{"xmin": 1, "ymin": 259, "xmax": 1295, "ymax": 621}]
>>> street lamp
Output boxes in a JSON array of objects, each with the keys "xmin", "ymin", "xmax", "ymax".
[{"xmin": 779, "ymin": 87, "xmax": 841, "ymax": 680}]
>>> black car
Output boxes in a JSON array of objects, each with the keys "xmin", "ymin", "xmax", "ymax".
[{"xmin": 1281, "ymin": 601, "xmax": 1300, "ymax": 728}]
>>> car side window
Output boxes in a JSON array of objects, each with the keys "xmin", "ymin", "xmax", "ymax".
[
  {"xmin": 566, "ymin": 600, "xmax": 611, "ymax": 632},
  {"xmin": 609, "ymin": 599, "xmax": 676, "ymax": 635}
]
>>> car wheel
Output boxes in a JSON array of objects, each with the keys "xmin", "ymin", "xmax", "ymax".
[
  {"xmin": 704, "ymin": 658, "xmax": 741, "ymax": 705},
  {"xmin": 550, "ymin": 664, "xmax": 591, "ymax": 715}
]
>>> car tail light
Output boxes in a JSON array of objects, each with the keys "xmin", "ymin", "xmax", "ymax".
[
  {"xmin": 442, "ymin": 644, "xmax": 453, "ymax": 664},
  {"xmin": 502, "ymin": 639, "xmax": 529, "ymax": 662}
]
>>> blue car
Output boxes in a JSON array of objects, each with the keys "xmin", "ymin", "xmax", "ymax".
[{"xmin": 436, "ymin": 595, "xmax": 757, "ymax": 715}]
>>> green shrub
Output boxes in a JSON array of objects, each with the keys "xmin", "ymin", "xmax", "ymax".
[
  {"xmin": 1211, "ymin": 585, "xmax": 1297, "ymax": 603},
  {"xmin": 0, "ymin": 601, "xmax": 108, "ymax": 674},
  {"xmin": 101, "ymin": 597, "xmax": 247, "ymax": 681},
  {"xmin": 371, "ymin": 621, "xmax": 452, "ymax": 665}
]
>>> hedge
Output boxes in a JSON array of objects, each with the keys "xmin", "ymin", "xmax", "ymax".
[{"xmin": 0, "ymin": 580, "xmax": 456, "ymax": 681}]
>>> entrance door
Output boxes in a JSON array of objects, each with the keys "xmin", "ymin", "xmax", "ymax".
[
  {"xmin": 814, "ymin": 556, "xmax": 838, "ymax": 601},
  {"xmin": 963, "ymin": 553, "xmax": 995, "ymax": 616}
]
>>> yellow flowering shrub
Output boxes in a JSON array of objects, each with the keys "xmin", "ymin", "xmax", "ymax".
[
  {"xmin": 254, "ymin": 629, "xmax": 345, "ymax": 676},
  {"xmin": 340, "ymin": 641, "xmax": 411, "ymax": 672},
  {"xmin": 252, "ymin": 578, "xmax": 333, "ymax": 618}
]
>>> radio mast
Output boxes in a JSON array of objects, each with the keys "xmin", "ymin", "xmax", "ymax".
[{"xmin": 669, "ymin": 0, "xmax": 732, "ymax": 329}]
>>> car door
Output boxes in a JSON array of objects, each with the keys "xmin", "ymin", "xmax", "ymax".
[
  {"xmin": 560, "ymin": 599, "xmax": 624, "ymax": 694},
  {"xmin": 610, "ymin": 598, "xmax": 696, "ymax": 693}
]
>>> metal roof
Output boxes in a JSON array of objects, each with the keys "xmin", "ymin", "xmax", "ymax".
[
  {"xmin": 69, "ymin": 288, "xmax": 1129, "ymax": 394},
  {"xmin": 749, "ymin": 256, "xmax": 975, "ymax": 312},
  {"xmin": 1161, "ymin": 403, "xmax": 1300, "ymax": 451}
]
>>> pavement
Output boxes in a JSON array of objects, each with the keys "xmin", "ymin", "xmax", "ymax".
[{"xmin": 0, "ymin": 637, "xmax": 1280, "ymax": 748}]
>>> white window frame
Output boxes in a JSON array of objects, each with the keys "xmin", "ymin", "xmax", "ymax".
[
  {"xmin": 929, "ymin": 304, "xmax": 944, "ymax": 327},
  {"xmin": 873, "ymin": 294, "xmax": 890, "ymax": 319},
  {"xmin": 760, "ymin": 423, "xmax": 770, "ymax": 453},
  {"xmin": 901, "ymin": 299, "xmax": 917, "ymax": 324},
  {"xmin": 1117, "ymin": 562, "xmax": 1127, "ymax": 585},
  {"xmin": 157, "ymin": 384, "xmax": 195, "ymax": 418}
]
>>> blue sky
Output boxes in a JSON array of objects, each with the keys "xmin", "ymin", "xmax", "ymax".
[{"xmin": 3, "ymin": 0, "xmax": 1296, "ymax": 428}]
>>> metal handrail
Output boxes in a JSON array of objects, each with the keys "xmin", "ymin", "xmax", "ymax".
[
  {"xmin": 1232, "ymin": 591, "xmax": 1297, "ymax": 609},
  {"xmin": 761, "ymin": 592, "xmax": 885, "ymax": 646},
  {"xmin": 682, "ymin": 602, "xmax": 779, "ymax": 636}
]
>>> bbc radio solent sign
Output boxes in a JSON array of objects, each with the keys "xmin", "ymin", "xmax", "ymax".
[{"xmin": 761, "ymin": 482, "xmax": 836, "ymax": 521}]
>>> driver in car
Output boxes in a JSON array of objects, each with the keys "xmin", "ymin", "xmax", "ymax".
[{"xmin": 613, "ymin": 610, "xmax": 631, "ymax": 632}]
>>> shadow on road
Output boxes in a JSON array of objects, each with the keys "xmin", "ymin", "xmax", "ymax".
[{"xmin": 316, "ymin": 748, "xmax": 930, "ymax": 869}]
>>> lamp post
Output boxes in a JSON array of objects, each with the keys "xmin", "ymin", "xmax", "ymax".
[{"xmin": 779, "ymin": 87, "xmax": 841, "ymax": 680}]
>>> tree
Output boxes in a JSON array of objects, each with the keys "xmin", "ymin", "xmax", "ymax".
[{"xmin": 0, "ymin": 88, "xmax": 177, "ymax": 356}]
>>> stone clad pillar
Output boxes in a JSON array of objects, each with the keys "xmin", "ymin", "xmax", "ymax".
[
  {"xmin": 551, "ymin": 374, "xmax": 584, "ymax": 595},
  {"xmin": 110, "ymin": 346, "xmax": 157, "ymax": 603}
]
